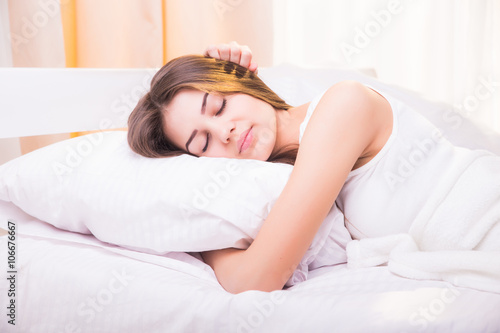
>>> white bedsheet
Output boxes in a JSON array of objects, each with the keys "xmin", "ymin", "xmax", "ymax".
[{"xmin": 1, "ymin": 201, "xmax": 500, "ymax": 333}]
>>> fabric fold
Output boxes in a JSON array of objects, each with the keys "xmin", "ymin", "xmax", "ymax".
[{"xmin": 347, "ymin": 151, "xmax": 500, "ymax": 293}]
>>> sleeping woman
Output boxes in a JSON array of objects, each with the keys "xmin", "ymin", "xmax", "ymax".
[{"xmin": 127, "ymin": 42, "xmax": 500, "ymax": 294}]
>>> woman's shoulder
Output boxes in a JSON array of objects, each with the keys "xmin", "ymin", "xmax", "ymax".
[
  {"xmin": 299, "ymin": 80, "xmax": 394, "ymax": 170},
  {"xmin": 306, "ymin": 80, "xmax": 388, "ymax": 124},
  {"xmin": 300, "ymin": 80, "xmax": 392, "ymax": 137},
  {"xmin": 299, "ymin": 81, "xmax": 366, "ymax": 136},
  {"xmin": 322, "ymin": 80, "xmax": 379, "ymax": 103}
]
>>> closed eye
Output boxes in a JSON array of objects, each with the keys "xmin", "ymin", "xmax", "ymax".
[
  {"xmin": 215, "ymin": 98, "xmax": 226, "ymax": 116},
  {"xmin": 202, "ymin": 133, "xmax": 210, "ymax": 153},
  {"xmin": 202, "ymin": 98, "xmax": 227, "ymax": 153}
]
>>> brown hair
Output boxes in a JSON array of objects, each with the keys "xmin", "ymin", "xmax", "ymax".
[{"xmin": 127, "ymin": 55, "xmax": 298, "ymax": 165}]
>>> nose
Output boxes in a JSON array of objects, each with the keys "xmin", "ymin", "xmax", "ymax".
[{"xmin": 208, "ymin": 118, "xmax": 235, "ymax": 144}]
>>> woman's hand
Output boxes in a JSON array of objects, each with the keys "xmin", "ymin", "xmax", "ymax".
[{"xmin": 204, "ymin": 41, "xmax": 258, "ymax": 73}]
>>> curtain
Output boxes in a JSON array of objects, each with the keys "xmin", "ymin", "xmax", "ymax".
[
  {"xmin": 60, "ymin": 0, "xmax": 163, "ymax": 138},
  {"xmin": 271, "ymin": 0, "xmax": 500, "ymax": 133},
  {"xmin": 164, "ymin": 0, "xmax": 275, "ymax": 66},
  {"xmin": 63, "ymin": 0, "xmax": 163, "ymax": 68},
  {"xmin": 1, "ymin": 0, "xmax": 498, "ymax": 163},
  {"xmin": 4, "ymin": 0, "xmax": 165, "ymax": 156}
]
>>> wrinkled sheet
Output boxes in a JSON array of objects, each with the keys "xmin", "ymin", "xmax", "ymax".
[
  {"xmin": 1, "ymin": 202, "xmax": 500, "ymax": 333},
  {"xmin": 347, "ymin": 149, "xmax": 500, "ymax": 294}
]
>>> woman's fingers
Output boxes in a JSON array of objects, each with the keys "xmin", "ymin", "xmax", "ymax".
[
  {"xmin": 249, "ymin": 61, "xmax": 258, "ymax": 74},
  {"xmin": 204, "ymin": 44, "xmax": 220, "ymax": 59},
  {"xmin": 203, "ymin": 42, "xmax": 258, "ymax": 72},
  {"xmin": 229, "ymin": 41, "xmax": 242, "ymax": 66},
  {"xmin": 238, "ymin": 45, "xmax": 252, "ymax": 69},
  {"xmin": 218, "ymin": 44, "xmax": 231, "ymax": 62}
]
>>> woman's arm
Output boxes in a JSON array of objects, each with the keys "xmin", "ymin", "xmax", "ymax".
[{"xmin": 202, "ymin": 80, "xmax": 392, "ymax": 294}]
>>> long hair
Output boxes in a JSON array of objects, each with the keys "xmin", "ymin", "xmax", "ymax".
[{"xmin": 127, "ymin": 55, "xmax": 298, "ymax": 165}]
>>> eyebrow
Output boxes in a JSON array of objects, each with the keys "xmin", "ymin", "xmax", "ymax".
[
  {"xmin": 185, "ymin": 93, "xmax": 208, "ymax": 153},
  {"xmin": 201, "ymin": 92, "xmax": 208, "ymax": 114}
]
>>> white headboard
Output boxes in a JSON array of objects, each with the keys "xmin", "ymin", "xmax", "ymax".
[
  {"xmin": 0, "ymin": 65, "xmax": 378, "ymax": 139},
  {"xmin": 1, "ymin": 65, "xmax": 498, "ymax": 156},
  {"xmin": 0, "ymin": 67, "xmax": 157, "ymax": 139}
]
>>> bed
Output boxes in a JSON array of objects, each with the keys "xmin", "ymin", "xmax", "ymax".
[{"xmin": 1, "ymin": 64, "xmax": 500, "ymax": 333}]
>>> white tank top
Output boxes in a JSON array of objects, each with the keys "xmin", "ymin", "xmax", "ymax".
[{"xmin": 299, "ymin": 85, "xmax": 485, "ymax": 239}]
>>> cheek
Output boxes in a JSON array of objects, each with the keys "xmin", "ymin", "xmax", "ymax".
[
  {"xmin": 257, "ymin": 106, "xmax": 277, "ymax": 143},
  {"xmin": 252, "ymin": 127, "xmax": 275, "ymax": 160},
  {"xmin": 256, "ymin": 127, "xmax": 275, "ymax": 146},
  {"xmin": 210, "ymin": 144, "xmax": 233, "ymax": 158},
  {"xmin": 253, "ymin": 103, "xmax": 276, "ymax": 127}
]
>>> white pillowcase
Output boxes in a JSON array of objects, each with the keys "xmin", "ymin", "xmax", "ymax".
[{"xmin": 0, "ymin": 131, "xmax": 351, "ymax": 286}]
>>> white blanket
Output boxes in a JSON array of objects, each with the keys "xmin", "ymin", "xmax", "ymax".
[
  {"xmin": 3, "ymin": 215, "xmax": 500, "ymax": 332},
  {"xmin": 347, "ymin": 149, "xmax": 500, "ymax": 293}
]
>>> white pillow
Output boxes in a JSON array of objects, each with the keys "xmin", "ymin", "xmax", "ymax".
[{"xmin": 0, "ymin": 131, "xmax": 351, "ymax": 286}]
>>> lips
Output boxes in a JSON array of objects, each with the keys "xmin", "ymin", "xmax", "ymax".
[{"xmin": 238, "ymin": 127, "xmax": 253, "ymax": 153}]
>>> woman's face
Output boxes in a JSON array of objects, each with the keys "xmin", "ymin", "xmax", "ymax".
[{"xmin": 163, "ymin": 89, "xmax": 278, "ymax": 160}]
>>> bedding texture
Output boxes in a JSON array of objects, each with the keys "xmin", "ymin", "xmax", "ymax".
[
  {"xmin": 347, "ymin": 148, "xmax": 500, "ymax": 293},
  {"xmin": 1, "ymin": 212, "xmax": 500, "ymax": 333},
  {"xmin": 0, "ymin": 131, "xmax": 351, "ymax": 286},
  {"xmin": 0, "ymin": 226, "xmax": 500, "ymax": 333}
]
